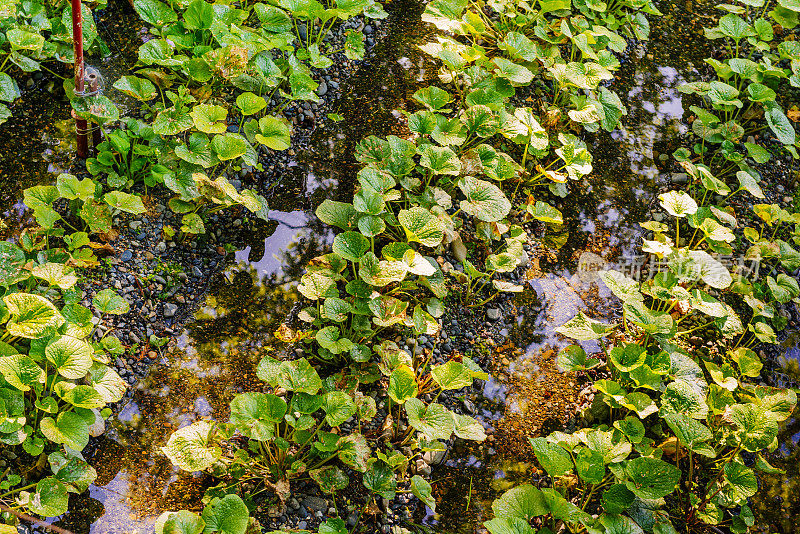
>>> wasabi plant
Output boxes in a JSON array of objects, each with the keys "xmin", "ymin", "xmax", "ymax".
[
  {"xmin": 161, "ymin": 348, "xmax": 488, "ymax": 504},
  {"xmin": 420, "ymin": 0, "xmax": 656, "ymax": 135},
  {"xmin": 482, "ymin": 158, "xmax": 799, "ymax": 534},
  {"xmin": 0, "ymin": 0, "xmax": 108, "ymax": 124},
  {"xmin": 680, "ymin": 0, "xmax": 799, "ymax": 167},
  {"xmin": 155, "ymin": 493, "xmax": 255, "ymax": 534},
  {"xmin": 0, "ymin": 240, "xmax": 128, "ymax": 519}
]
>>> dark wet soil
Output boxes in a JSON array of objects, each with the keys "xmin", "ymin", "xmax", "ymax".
[{"xmin": 3, "ymin": 0, "xmax": 800, "ymax": 532}]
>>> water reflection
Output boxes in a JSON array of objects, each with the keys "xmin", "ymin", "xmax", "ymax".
[
  {"xmin": 749, "ymin": 341, "xmax": 800, "ymax": 533},
  {"xmin": 58, "ymin": 0, "xmax": 438, "ymax": 530},
  {"xmin": 421, "ymin": 1, "xmax": 719, "ymax": 530},
  {"xmin": 70, "ymin": 221, "xmax": 325, "ymax": 533}
]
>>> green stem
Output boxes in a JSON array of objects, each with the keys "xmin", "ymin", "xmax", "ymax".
[{"xmin": 0, "ymin": 482, "xmax": 37, "ymax": 500}]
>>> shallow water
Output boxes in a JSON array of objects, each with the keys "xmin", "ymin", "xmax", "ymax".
[
  {"xmin": 4, "ymin": 0, "xmax": 799, "ymax": 531},
  {"xmin": 403, "ymin": 2, "xmax": 795, "ymax": 531},
  {"xmin": 48, "ymin": 0, "xmax": 440, "ymax": 530},
  {"xmin": 0, "ymin": 0, "xmax": 145, "ymax": 218}
]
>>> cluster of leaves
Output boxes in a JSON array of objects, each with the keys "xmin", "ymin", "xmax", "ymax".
[
  {"xmin": 81, "ymin": 113, "xmax": 271, "ymax": 237},
  {"xmin": 74, "ymin": 86, "xmax": 272, "ymax": 236},
  {"xmin": 156, "ymin": 0, "xmax": 663, "ymax": 523},
  {"xmin": 116, "ymin": 0, "xmax": 386, "ymax": 170},
  {"xmin": 71, "ymin": 0, "xmax": 387, "ymax": 236},
  {"xmin": 482, "ymin": 160, "xmax": 799, "ymax": 533},
  {"xmin": 679, "ymin": 0, "xmax": 800, "ymax": 164},
  {"xmin": 0, "ymin": 239, "xmax": 129, "ymax": 520},
  {"xmin": 292, "ymin": 0, "xmax": 667, "ymax": 364},
  {"xmin": 23, "ymin": 173, "xmax": 148, "ymax": 265},
  {"xmin": 421, "ymin": 0, "xmax": 659, "ymax": 136},
  {"xmin": 302, "ymin": 129, "xmax": 531, "ymax": 363},
  {"xmin": 161, "ymin": 348, "xmax": 487, "ymax": 509},
  {"xmin": 480, "ymin": 2, "xmax": 800, "ymax": 530},
  {"xmin": 0, "ymin": 0, "xmax": 107, "ymax": 124},
  {"xmin": 129, "ymin": 0, "xmax": 384, "ymax": 97},
  {"xmin": 155, "ymin": 494, "xmax": 255, "ymax": 534},
  {"xmin": 415, "ymin": 0, "xmax": 662, "ymax": 242},
  {"xmin": 86, "ymin": 117, "xmax": 160, "ymax": 190}
]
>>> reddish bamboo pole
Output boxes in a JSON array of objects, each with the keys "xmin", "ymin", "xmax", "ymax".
[{"xmin": 71, "ymin": 0, "xmax": 88, "ymax": 158}]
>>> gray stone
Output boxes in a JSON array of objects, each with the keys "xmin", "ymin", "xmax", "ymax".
[
  {"xmin": 120, "ymin": 250, "xmax": 133, "ymax": 262},
  {"xmin": 462, "ymin": 399, "xmax": 476, "ymax": 414},
  {"xmin": 487, "ymin": 308, "xmax": 501, "ymax": 321},
  {"xmin": 423, "ymin": 449, "xmax": 446, "ymax": 466},
  {"xmin": 303, "ymin": 496, "xmax": 327, "ymax": 512},
  {"xmin": 163, "ymin": 303, "xmax": 179, "ymax": 317},
  {"xmin": 414, "ymin": 458, "xmax": 431, "ymax": 476},
  {"xmin": 316, "ymin": 80, "xmax": 328, "ymax": 96}
]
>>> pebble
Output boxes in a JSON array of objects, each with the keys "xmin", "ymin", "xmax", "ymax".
[
  {"xmin": 303, "ymin": 496, "xmax": 327, "ymax": 512},
  {"xmin": 487, "ymin": 308, "xmax": 501, "ymax": 321},
  {"xmin": 414, "ymin": 458, "xmax": 431, "ymax": 476},
  {"xmin": 41, "ymin": 22, "xmax": 420, "ymax": 529},
  {"xmin": 423, "ymin": 449, "xmax": 446, "ymax": 465}
]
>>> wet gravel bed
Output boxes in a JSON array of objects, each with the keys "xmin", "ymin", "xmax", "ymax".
[
  {"xmin": 73, "ymin": 16, "xmax": 391, "ymax": 397},
  {"xmin": 16, "ymin": 1, "xmax": 800, "ymax": 532},
  {"xmin": 66, "ymin": 4, "xmax": 478, "ymax": 533}
]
